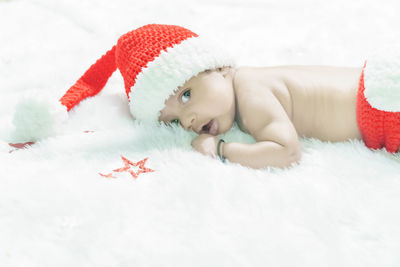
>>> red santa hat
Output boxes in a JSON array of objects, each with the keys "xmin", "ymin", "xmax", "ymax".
[{"xmin": 12, "ymin": 24, "xmax": 234, "ymax": 142}]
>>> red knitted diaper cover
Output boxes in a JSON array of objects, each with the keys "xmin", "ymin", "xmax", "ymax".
[{"xmin": 356, "ymin": 61, "xmax": 400, "ymax": 153}]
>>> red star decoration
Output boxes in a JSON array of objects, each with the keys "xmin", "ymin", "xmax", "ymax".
[
  {"xmin": 99, "ymin": 173, "xmax": 116, "ymax": 179},
  {"xmin": 99, "ymin": 156, "xmax": 155, "ymax": 179},
  {"xmin": 8, "ymin": 142, "xmax": 35, "ymax": 153}
]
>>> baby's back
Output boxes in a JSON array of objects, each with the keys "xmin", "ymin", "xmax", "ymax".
[{"xmin": 235, "ymin": 65, "xmax": 364, "ymax": 142}]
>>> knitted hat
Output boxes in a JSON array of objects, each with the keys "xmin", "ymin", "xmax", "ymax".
[{"xmin": 12, "ymin": 24, "xmax": 234, "ymax": 142}]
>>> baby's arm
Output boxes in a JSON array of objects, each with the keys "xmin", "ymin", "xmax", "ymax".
[{"xmin": 224, "ymin": 89, "xmax": 301, "ymax": 169}]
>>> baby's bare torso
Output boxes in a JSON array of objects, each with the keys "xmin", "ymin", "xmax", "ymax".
[{"xmin": 234, "ymin": 65, "xmax": 364, "ymax": 142}]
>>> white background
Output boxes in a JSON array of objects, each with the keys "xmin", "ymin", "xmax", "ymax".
[{"xmin": 1, "ymin": 0, "xmax": 400, "ymax": 266}]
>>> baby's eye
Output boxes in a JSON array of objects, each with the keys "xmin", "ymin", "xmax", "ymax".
[{"xmin": 181, "ymin": 89, "xmax": 191, "ymax": 103}]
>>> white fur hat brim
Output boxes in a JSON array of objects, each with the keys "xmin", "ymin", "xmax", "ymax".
[
  {"xmin": 363, "ymin": 45, "xmax": 400, "ymax": 112},
  {"xmin": 129, "ymin": 35, "xmax": 235, "ymax": 125}
]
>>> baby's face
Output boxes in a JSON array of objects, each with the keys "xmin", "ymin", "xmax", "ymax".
[{"xmin": 158, "ymin": 67, "xmax": 236, "ymax": 136}]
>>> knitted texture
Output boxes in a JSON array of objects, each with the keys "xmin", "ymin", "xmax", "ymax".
[
  {"xmin": 356, "ymin": 61, "xmax": 400, "ymax": 153},
  {"xmin": 58, "ymin": 24, "xmax": 233, "ymax": 125},
  {"xmin": 115, "ymin": 24, "xmax": 197, "ymax": 98},
  {"xmin": 128, "ymin": 30, "xmax": 234, "ymax": 124},
  {"xmin": 13, "ymin": 24, "xmax": 234, "ymax": 142},
  {"xmin": 61, "ymin": 25, "xmax": 197, "ymax": 111},
  {"xmin": 60, "ymin": 46, "xmax": 117, "ymax": 111}
]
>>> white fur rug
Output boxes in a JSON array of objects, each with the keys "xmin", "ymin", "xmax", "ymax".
[{"xmin": 1, "ymin": 0, "xmax": 400, "ymax": 266}]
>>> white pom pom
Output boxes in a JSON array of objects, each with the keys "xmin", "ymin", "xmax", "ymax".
[{"xmin": 11, "ymin": 93, "xmax": 68, "ymax": 142}]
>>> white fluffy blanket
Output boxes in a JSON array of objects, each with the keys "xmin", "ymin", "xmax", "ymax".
[{"xmin": 1, "ymin": 0, "xmax": 400, "ymax": 266}]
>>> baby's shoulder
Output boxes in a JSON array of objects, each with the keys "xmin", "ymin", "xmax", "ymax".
[
  {"xmin": 233, "ymin": 67, "xmax": 294, "ymax": 138},
  {"xmin": 234, "ymin": 66, "xmax": 271, "ymax": 87},
  {"xmin": 234, "ymin": 66, "xmax": 288, "ymax": 98},
  {"xmin": 234, "ymin": 66, "xmax": 292, "ymax": 116}
]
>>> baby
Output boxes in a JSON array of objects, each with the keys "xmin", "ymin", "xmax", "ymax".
[
  {"xmin": 12, "ymin": 24, "xmax": 400, "ymax": 170},
  {"xmin": 158, "ymin": 65, "xmax": 364, "ymax": 169}
]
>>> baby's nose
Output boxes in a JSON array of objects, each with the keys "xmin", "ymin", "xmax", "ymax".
[{"xmin": 182, "ymin": 115, "xmax": 196, "ymax": 132}]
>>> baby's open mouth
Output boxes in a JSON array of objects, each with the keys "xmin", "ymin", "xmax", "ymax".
[{"xmin": 201, "ymin": 119, "xmax": 218, "ymax": 135}]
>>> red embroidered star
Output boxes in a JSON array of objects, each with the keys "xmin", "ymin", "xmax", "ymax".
[
  {"xmin": 99, "ymin": 173, "xmax": 116, "ymax": 179},
  {"xmin": 8, "ymin": 142, "xmax": 35, "ymax": 153},
  {"xmin": 99, "ymin": 156, "xmax": 155, "ymax": 179}
]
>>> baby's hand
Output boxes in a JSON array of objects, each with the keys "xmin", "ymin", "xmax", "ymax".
[{"xmin": 191, "ymin": 134, "xmax": 219, "ymax": 158}]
